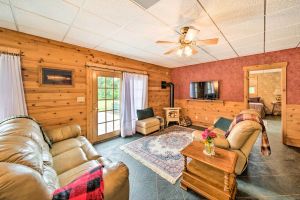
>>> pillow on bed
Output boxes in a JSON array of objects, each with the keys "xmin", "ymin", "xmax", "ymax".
[{"xmin": 249, "ymin": 97, "xmax": 260, "ymax": 103}]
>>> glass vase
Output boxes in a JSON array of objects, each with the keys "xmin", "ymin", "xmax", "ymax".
[{"xmin": 203, "ymin": 140, "xmax": 215, "ymax": 156}]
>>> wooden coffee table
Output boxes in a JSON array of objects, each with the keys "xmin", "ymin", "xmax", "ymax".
[{"xmin": 180, "ymin": 141, "xmax": 238, "ymax": 200}]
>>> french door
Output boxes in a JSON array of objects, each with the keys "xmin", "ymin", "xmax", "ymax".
[{"xmin": 92, "ymin": 70, "xmax": 121, "ymax": 142}]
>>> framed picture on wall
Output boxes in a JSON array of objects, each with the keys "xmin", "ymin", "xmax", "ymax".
[{"xmin": 39, "ymin": 67, "xmax": 74, "ymax": 87}]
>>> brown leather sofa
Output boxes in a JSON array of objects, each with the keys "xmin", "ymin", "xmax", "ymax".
[{"xmin": 0, "ymin": 118, "xmax": 129, "ymax": 200}]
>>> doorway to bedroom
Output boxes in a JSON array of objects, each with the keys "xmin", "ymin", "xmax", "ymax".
[{"xmin": 243, "ymin": 62, "xmax": 287, "ymax": 144}]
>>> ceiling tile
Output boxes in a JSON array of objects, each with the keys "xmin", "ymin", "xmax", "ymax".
[
  {"xmin": 202, "ymin": 43, "xmax": 237, "ymax": 60},
  {"xmin": 230, "ymin": 33, "xmax": 263, "ymax": 49},
  {"xmin": 11, "ymin": 0, "xmax": 78, "ymax": 24},
  {"xmin": 266, "ymin": 24, "xmax": 300, "ymax": 42},
  {"xmin": 73, "ymin": 10, "xmax": 121, "ymax": 38},
  {"xmin": 0, "ymin": 2, "xmax": 16, "ymax": 30},
  {"xmin": 64, "ymin": 0, "xmax": 84, "ymax": 7},
  {"xmin": 199, "ymin": 0, "xmax": 264, "ymax": 25},
  {"xmin": 64, "ymin": 27, "xmax": 107, "ymax": 49},
  {"xmin": 0, "ymin": 0, "xmax": 9, "ymax": 4},
  {"xmin": 14, "ymin": 8, "xmax": 69, "ymax": 41},
  {"xmin": 83, "ymin": 0, "xmax": 145, "ymax": 27},
  {"xmin": 265, "ymin": 36, "xmax": 300, "ymax": 52},
  {"xmin": 148, "ymin": 0, "xmax": 201, "ymax": 27},
  {"xmin": 234, "ymin": 43, "xmax": 264, "ymax": 56},
  {"xmin": 124, "ymin": 12, "xmax": 176, "ymax": 41},
  {"xmin": 266, "ymin": 5, "xmax": 300, "ymax": 31},
  {"xmin": 267, "ymin": 0, "xmax": 300, "ymax": 15},
  {"xmin": 111, "ymin": 29, "xmax": 154, "ymax": 49}
]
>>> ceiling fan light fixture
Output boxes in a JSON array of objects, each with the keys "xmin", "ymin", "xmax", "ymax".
[
  {"xmin": 184, "ymin": 46, "xmax": 193, "ymax": 57},
  {"xmin": 176, "ymin": 47, "xmax": 184, "ymax": 57}
]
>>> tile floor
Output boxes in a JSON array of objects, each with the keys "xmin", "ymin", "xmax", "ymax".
[{"xmin": 94, "ymin": 116, "xmax": 300, "ymax": 200}]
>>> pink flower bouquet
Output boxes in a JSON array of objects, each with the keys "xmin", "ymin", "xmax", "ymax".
[{"xmin": 202, "ymin": 129, "xmax": 217, "ymax": 142}]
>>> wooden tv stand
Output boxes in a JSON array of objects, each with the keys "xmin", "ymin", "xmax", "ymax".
[{"xmin": 180, "ymin": 142, "xmax": 238, "ymax": 200}]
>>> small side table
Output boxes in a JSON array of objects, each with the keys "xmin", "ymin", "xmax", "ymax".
[
  {"xmin": 156, "ymin": 116, "xmax": 165, "ymax": 130},
  {"xmin": 271, "ymin": 101, "xmax": 281, "ymax": 115},
  {"xmin": 180, "ymin": 141, "xmax": 238, "ymax": 200}
]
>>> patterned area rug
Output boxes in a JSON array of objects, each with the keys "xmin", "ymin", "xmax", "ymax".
[{"xmin": 120, "ymin": 125, "xmax": 196, "ymax": 184}]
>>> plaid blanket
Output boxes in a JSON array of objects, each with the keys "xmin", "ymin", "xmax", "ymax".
[
  {"xmin": 53, "ymin": 165, "xmax": 104, "ymax": 200},
  {"xmin": 225, "ymin": 113, "xmax": 271, "ymax": 156}
]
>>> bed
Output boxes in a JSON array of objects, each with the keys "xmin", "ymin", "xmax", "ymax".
[{"xmin": 248, "ymin": 97, "xmax": 266, "ymax": 118}]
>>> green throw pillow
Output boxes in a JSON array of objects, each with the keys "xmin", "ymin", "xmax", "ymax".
[
  {"xmin": 137, "ymin": 107, "xmax": 154, "ymax": 120},
  {"xmin": 214, "ymin": 117, "xmax": 233, "ymax": 132}
]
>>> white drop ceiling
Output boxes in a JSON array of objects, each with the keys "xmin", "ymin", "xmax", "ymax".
[{"xmin": 0, "ymin": 0, "xmax": 299, "ymax": 68}]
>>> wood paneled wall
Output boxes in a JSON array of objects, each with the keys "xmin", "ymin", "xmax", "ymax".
[
  {"xmin": 175, "ymin": 99, "xmax": 244, "ymax": 127},
  {"xmin": 0, "ymin": 28, "xmax": 171, "ymax": 136},
  {"xmin": 286, "ymin": 104, "xmax": 300, "ymax": 147}
]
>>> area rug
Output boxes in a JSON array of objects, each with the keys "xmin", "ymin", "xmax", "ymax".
[{"xmin": 120, "ymin": 125, "xmax": 196, "ymax": 184}]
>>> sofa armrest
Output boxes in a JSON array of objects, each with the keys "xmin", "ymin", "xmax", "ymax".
[
  {"xmin": 0, "ymin": 163, "xmax": 51, "ymax": 200},
  {"xmin": 46, "ymin": 124, "xmax": 81, "ymax": 143},
  {"xmin": 214, "ymin": 137, "xmax": 230, "ymax": 149},
  {"xmin": 103, "ymin": 161, "xmax": 129, "ymax": 200}
]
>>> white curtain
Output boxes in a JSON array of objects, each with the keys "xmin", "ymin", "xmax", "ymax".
[
  {"xmin": 0, "ymin": 54, "xmax": 27, "ymax": 120},
  {"xmin": 121, "ymin": 72, "xmax": 148, "ymax": 137}
]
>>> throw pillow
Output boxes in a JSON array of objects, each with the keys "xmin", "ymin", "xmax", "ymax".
[
  {"xmin": 214, "ymin": 117, "xmax": 233, "ymax": 132},
  {"xmin": 52, "ymin": 165, "xmax": 104, "ymax": 200},
  {"xmin": 137, "ymin": 107, "xmax": 154, "ymax": 120}
]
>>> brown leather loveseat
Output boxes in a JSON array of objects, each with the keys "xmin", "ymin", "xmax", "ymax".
[{"xmin": 0, "ymin": 117, "xmax": 129, "ymax": 200}]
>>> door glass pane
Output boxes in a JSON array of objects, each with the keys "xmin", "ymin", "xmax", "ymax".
[
  {"xmin": 106, "ymin": 89, "xmax": 113, "ymax": 99},
  {"xmin": 98, "ymin": 89, "xmax": 105, "ymax": 100},
  {"xmin": 97, "ymin": 75, "xmax": 120, "ymax": 137},
  {"xmin": 106, "ymin": 100, "xmax": 113, "ymax": 110},
  {"xmin": 98, "ymin": 112, "xmax": 105, "ymax": 123},
  {"xmin": 106, "ymin": 111, "xmax": 113, "ymax": 121},
  {"xmin": 98, "ymin": 100, "xmax": 105, "ymax": 111},
  {"xmin": 98, "ymin": 77, "xmax": 105, "ymax": 88},
  {"xmin": 113, "ymin": 100, "xmax": 119, "ymax": 110},
  {"xmin": 107, "ymin": 121, "xmax": 113, "ymax": 133},
  {"xmin": 106, "ymin": 77, "xmax": 113, "ymax": 88},
  {"xmin": 114, "ymin": 89, "xmax": 119, "ymax": 99},
  {"xmin": 114, "ymin": 120, "xmax": 120, "ymax": 131},
  {"xmin": 114, "ymin": 110, "xmax": 120, "ymax": 120},
  {"xmin": 98, "ymin": 123, "xmax": 105, "ymax": 135}
]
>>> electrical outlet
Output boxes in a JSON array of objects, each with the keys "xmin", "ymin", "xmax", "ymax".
[{"xmin": 77, "ymin": 96, "xmax": 85, "ymax": 103}]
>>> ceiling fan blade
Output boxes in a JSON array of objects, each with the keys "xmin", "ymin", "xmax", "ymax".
[
  {"xmin": 156, "ymin": 40, "xmax": 178, "ymax": 44},
  {"xmin": 195, "ymin": 38, "xmax": 219, "ymax": 45},
  {"xmin": 184, "ymin": 28, "xmax": 199, "ymax": 42},
  {"xmin": 164, "ymin": 47, "xmax": 180, "ymax": 55}
]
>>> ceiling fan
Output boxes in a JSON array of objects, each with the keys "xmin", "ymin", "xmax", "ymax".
[{"xmin": 156, "ymin": 26, "xmax": 218, "ymax": 57}]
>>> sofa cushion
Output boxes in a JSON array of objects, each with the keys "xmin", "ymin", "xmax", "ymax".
[
  {"xmin": 42, "ymin": 165, "xmax": 60, "ymax": 193},
  {"xmin": 51, "ymin": 138, "xmax": 82, "ymax": 157},
  {"xmin": 137, "ymin": 107, "xmax": 154, "ymax": 120},
  {"xmin": 59, "ymin": 160, "xmax": 100, "ymax": 187},
  {"xmin": 0, "ymin": 136, "xmax": 43, "ymax": 174},
  {"xmin": 136, "ymin": 117, "xmax": 159, "ymax": 128},
  {"xmin": 53, "ymin": 148, "xmax": 88, "ymax": 175}
]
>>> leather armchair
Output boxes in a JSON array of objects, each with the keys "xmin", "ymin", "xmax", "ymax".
[{"xmin": 192, "ymin": 109, "xmax": 261, "ymax": 175}]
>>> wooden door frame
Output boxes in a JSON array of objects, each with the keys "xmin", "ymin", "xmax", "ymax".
[
  {"xmin": 243, "ymin": 62, "xmax": 287, "ymax": 145},
  {"xmin": 86, "ymin": 66, "xmax": 122, "ymax": 144}
]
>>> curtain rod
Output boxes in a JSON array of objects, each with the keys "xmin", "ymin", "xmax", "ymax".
[
  {"xmin": 85, "ymin": 62, "xmax": 148, "ymax": 75},
  {"xmin": 0, "ymin": 46, "xmax": 21, "ymax": 56}
]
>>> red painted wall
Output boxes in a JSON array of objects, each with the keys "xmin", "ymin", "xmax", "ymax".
[{"xmin": 171, "ymin": 48, "xmax": 300, "ymax": 104}]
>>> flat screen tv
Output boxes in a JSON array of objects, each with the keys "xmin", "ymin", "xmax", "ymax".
[{"xmin": 190, "ymin": 81, "xmax": 219, "ymax": 100}]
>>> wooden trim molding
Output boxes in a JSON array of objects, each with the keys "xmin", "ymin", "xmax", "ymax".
[
  {"xmin": 243, "ymin": 62, "xmax": 288, "ymax": 145},
  {"xmin": 86, "ymin": 62, "xmax": 147, "ymax": 75},
  {"xmin": 0, "ymin": 46, "xmax": 21, "ymax": 55}
]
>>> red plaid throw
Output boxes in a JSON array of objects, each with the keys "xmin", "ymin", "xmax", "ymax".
[
  {"xmin": 53, "ymin": 165, "xmax": 104, "ymax": 200},
  {"xmin": 225, "ymin": 113, "xmax": 271, "ymax": 156}
]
